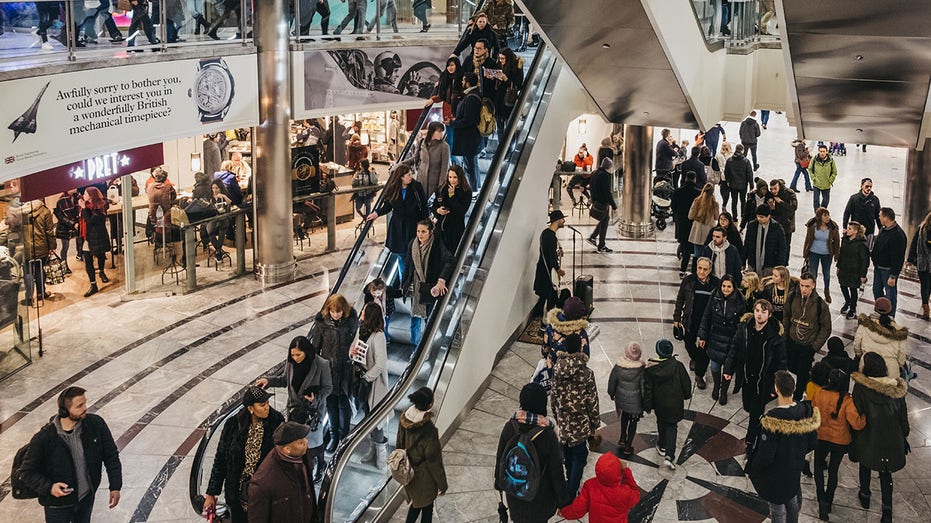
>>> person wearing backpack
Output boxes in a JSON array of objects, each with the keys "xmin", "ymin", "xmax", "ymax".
[
  {"xmin": 495, "ymin": 382, "xmax": 569, "ymax": 522},
  {"xmin": 396, "ymin": 387, "xmax": 447, "ymax": 522},
  {"xmin": 783, "ymin": 272, "xmax": 832, "ymax": 401},
  {"xmin": 560, "ymin": 453, "xmax": 640, "ymax": 523},
  {"xmin": 448, "ymin": 72, "xmax": 484, "ymax": 190},
  {"xmin": 17, "ymin": 386, "xmax": 122, "ymax": 523}
]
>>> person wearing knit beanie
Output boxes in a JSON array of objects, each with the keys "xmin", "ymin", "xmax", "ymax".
[
  {"xmin": 624, "ymin": 342, "xmax": 642, "ymax": 363},
  {"xmin": 609, "ymin": 342, "xmax": 645, "ymax": 456},
  {"xmin": 519, "ymin": 382, "xmax": 548, "ymax": 415},
  {"xmin": 644, "ymin": 338, "xmax": 692, "ymax": 469},
  {"xmin": 655, "ymin": 339, "xmax": 675, "ymax": 359}
]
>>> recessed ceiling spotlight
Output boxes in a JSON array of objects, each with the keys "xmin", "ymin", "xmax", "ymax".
[
  {"xmin": 643, "ymin": 111, "xmax": 650, "ymax": 116},
  {"xmin": 856, "ymin": 128, "xmax": 864, "ymax": 133},
  {"xmin": 602, "ymin": 43, "xmax": 610, "ymax": 49},
  {"xmin": 855, "ymin": 54, "xmax": 864, "ymax": 61}
]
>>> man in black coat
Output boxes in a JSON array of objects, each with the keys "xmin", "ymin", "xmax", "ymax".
[
  {"xmin": 739, "ymin": 111, "xmax": 762, "ymax": 170},
  {"xmin": 724, "ymin": 144, "xmax": 754, "ymax": 219},
  {"xmin": 746, "ymin": 371, "xmax": 819, "ymax": 523},
  {"xmin": 843, "ymin": 177, "xmax": 882, "ymax": 242},
  {"xmin": 19, "ymin": 386, "xmax": 122, "ymax": 523},
  {"xmin": 204, "ymin": 387, "xmax": 285, "ymax": 522},
  {"xmin": 461, "ymin": 38, "xmax": 498, "ymax": 99},
  {"xmin": 671, "ymin": 171, "xmax": 701, "ymax": 273},
  {"xmin": 743, "ymin": 205, "xmax": 787, "ymax": 276},
  {"xmin": 700, "ymin": 226, "xmax": 744, "ymax": 287},
  {"xmin": 533, "ymin": 210, "xmax": 565, "ymax": 317},
  {"xmin": 741, "ymin": 179, "xmax": 770, "ymax": 231},
  {"xmin": 769, "ymin": 179, "xmax": 798, "ymax": 258},
  {"xmin": 673, "ymin": 258, "xmax": 718, "ymax": 389},
  {"xmin": 586, "ymin": 158, "xmax": 618, "ymax": 253},
  {"xmin": 448, "ymin": 73, "xmax": 484, "ymax": 190},
  {"xmin": 871, "ymin": 207, "xmax": 908, "ymax": 316},
  {"xmin": 680, "ymin": 147, "xmax": 707, "ymax": 188}
]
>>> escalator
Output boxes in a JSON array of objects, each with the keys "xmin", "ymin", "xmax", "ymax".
[{"xmin": 187, "ymin": 31, "xmax": 564, "ymax": 523}]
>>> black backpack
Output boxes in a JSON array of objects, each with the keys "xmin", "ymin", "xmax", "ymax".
[
  {"xmin": 11, "ymin": 443, "xmax": 38, "ymax": 499},
  {"xmin": 496, "ymin": 420, "xmax": 545, "ymax": 501}
]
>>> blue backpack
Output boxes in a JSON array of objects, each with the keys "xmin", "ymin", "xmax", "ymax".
[{"xmin": 497, "ymin": 420, "xmax": 545, "ymax": 501}]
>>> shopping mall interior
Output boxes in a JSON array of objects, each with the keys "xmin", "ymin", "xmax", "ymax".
[{"xmin": 0, "ymin": 1, "xmax": 930, "ymax": 522}]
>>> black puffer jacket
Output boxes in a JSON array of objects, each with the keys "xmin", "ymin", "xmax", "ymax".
[
  {"xmin": 206, "ymin": 408, "xmax": 285, "ymax": 508},
  {"xmin": 307, "ymin": 309, "xmax": 360, "ymax": 396},
  {"xmin": 851, "ymin": 372, "xmax": 909, "ymax": 472},
  {"xmin": 698, "ymin": 290, "xmax": 748, "ymax": 364},
  {"xmin": 836, "ymin": 235, "xmax": 870, "ymax": 287},
  {"xmin": 725, "ymin": 314, "xmax": 788, "ymax": 411},
  {"xmin": 19, "ymin": 414, "xmax": 122, "ymax": 507},
  {"xmin": 724, "ymin": 153, "xmax": 753, "ymax": 193},
  {"xmin": 643, "ymin": 357, "xmax": 692, "ymax": 423},
  {"xmin": 747, "ymin": 401, "xmax": 820, "ymax": 504}
]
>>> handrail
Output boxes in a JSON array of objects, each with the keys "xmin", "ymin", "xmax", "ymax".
[{"xmin": 318, "ymin": 42, "xmax": 552, "ymax": 522}]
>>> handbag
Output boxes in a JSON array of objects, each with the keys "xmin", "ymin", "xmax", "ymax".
[
  {"xmin": 504, "ymin": 85, "xmax": 519, "ymax": 107},
  {"xmin": 589, "ymin": 201, "xmax": 608, "ymax": 221},
  {"xmin": 799, "ymin": 157, "xmax": 811, "ymax": 168},
  {"xmin": 44, "ymin": 253, "xmax": 66, "ymax": 286}
]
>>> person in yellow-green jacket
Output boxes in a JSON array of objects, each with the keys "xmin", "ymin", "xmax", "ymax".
[{"xmin": 810, "ymin": 144, "xmax": 838, "ymax": 213}]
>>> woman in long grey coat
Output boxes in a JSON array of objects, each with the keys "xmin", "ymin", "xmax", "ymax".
[
  {"xmin": 256, "ymin": 336, "xmax": 333, "ymax": 482},
  {"xmin": 351, "ymin": 301, "xmax": 390, "ymax": 467},
  {"xmin": 607, "ymin": 342, "xmax": 644, "ymax": 456}
]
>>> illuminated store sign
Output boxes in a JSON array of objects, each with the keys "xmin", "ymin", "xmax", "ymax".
[{"xmin": 20, "ymin": 143, "xmax": 163, "ymax": 201}]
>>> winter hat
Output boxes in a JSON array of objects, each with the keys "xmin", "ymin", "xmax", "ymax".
[
  {"xmin": 273, "ymin": 421, "xmax": 310, "ymax": 445},
  {"xmin": 624, "ymin": 342, "xmax": 642, "ymax": 362},
  {"xmin": 565, "ymin": 333, "xmax": 582, "ymax": 354},
  {"xmin": 755, "ymin": 179, "xmax": 768, "ymax": 191},
  {"xmin": 826, "ymin": 336, "xmax": 846, "ymax": 356},
  {"xmin": 562, "ymin": 297, "xmax": 586, "ymax": 321},
  {"xmin": 655, "ymin": 339, "xmax": 674, "ymax": 359},
  {"xmin": 519, "ymin": 382, "xmax": 548, "ymax": 415},
  {"xmin": 874, "ymin": 297, "xmax": 892, "ymax": 315},
  {"xmin": 600, "ymin": 157, "xmax": 614, "ymax": 171}
]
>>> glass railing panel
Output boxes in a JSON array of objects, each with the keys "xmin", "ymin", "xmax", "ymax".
[
  {"xmin": 293, "ymin": 0, "xmax": 465, "ymax": 42},
  {"xmin": 324, "ymin": 45, "xmax": 556, "ymax": 522},
  {"xmin": 691, "ymin": 0, "xmax": 780, "ymax": 47}
]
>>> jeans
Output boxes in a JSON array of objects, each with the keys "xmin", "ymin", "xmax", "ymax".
[
  {"xmin": 683, "ymin": 328, "xmax": 709, "ymax": 377},
  {"xmin": 709, "ymin": 359, "xmax": 723, "ymax": 373},
  {"xmin": 808, "ymin": 252, "xmax": 832, "ymax": 289},
  {"xmin": 83, "ymin": 251, "xmax": 106, "ymax": 284},
  {"xmin": 812, "ymin": 187, "xmax": 830, "ymax": 212},
  {"xmin": 300, "ymin": 0, "xmax": 331, "ymax": 34},
  {"xmin": 840, "ymin": 285, "xmax": 859, "ymax": 312},
  {"xmin": 785, "ymin": 339, "xmax": 814, "ymax": 401},
  {"xmin": 44, "ymin": 492, "xmax": 95, "ymax": 523},
  {"xmin": 326, "ymin": 394, "xmax": 352, "ymax": 439},
  {"xmin": 366, "ymin": 0, "xmax": 398, "ymax": 32},
  {"xmin": 411, "ymin": 316, "xmax": 423, "ymax": 347},
  {"xmin": 82, "ymin": 1, "xmax": 121, "ymax": 39},
  {"xmin": 815, "ymin": 440, "xmax": 846, "ymax": 507},
  {"xmin": 24, "ymin": 257, "xmax": 49, "ymax": 301},
  {"xmin": 335, "ymin": 0, "xmax": 365, "ymax": 33},
  {"xmin": 919, "ymin": 271, "xmax": 931, "ymax": 304},
  {"xmin": 127, "ymin": 8, "xmax": 157, "ymax": 46},
  {"xmin": 768, "ymin": 491, "xmax": 801, "ymax": 523},
  {"xmin": 728, "ymin": 189, "xmax": 746, "ymax": 220},
  {"xmin": 872, "ymin": 266, "xmax": 897, "ymax": 316},
  {"xmin": 413, "ymin": 3, "xmax": 429, "ymax": 28},
  {"xmin": 354, "ymin": 197, "xmax": 373, "ymax": 219},
  {"xmin": 859, "ymin": 465, "xmax": 893, "ymax": 513},
  {"xmin": 590, "ymin": 211, "xmax": 610, "ymax": 248},
  {"xmin": 790, "ymin": 164, "xmax": 811, "ymax": 191},
  {"xmin": 58, "ymin": 237, "xmax": 72, "ymax": 267},
  {"xmin": 206, "ymin": 219, "xmax": 229, "ymax": 253},
  {"xmin": 563, "ymin": 441, "xmax": 589, "ymax": 498},
  {"xmin": 760, "ymin": 110, "xmax": 771, "ymax": 126},
  {"xmin": 405, "ymin": 502, "xmax": 433, "ymax": 523},
  {"xmin": 656, "ymin": 419, "xmax": 678, "ymax": 461},
  {"xmin": 743, "ymin": 142, "xmax": 759, "ymax": 168}
]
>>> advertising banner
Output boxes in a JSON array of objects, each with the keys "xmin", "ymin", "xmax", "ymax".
[
  {"xmin": 0, "ymin": 54, "xmax": 258, "ymax": 181},
  {"xmin": 295, "ymin": 44, "xmax": 454, "ymax": 118}
]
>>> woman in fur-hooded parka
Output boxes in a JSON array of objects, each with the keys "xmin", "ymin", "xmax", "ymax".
[
  {"xmin": 853, "ymin": 314, "xmax": 908, "ymax": 379},
  {"xmin": 851, "ymin": 371, "xmax": 909, "ymax": 472},
  {"xmin": 544, "ymin": 302, "xmax": 591, "ymax": 356}
]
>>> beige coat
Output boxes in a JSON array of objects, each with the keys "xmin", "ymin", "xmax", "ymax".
[
  {"xmin": 354, "ymin": 330, "xmax": 389, "ymax": 407},
  {"xmin": 854, "ymin": 314, "xmax": 908, "ymax": 378}
]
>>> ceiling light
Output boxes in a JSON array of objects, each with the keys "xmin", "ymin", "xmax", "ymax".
[
  {"xmin": 602, "ymin": 43, "xmax": 610, "ymax": 49},
  {"xmin": 855, "ymin": 55, "xmax": 864, "ymax": 61}
]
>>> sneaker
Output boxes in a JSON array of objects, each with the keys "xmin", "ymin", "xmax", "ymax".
[
  {"xmin": 597, "ymin": 246, "xmax": 613, "ymax": 253},
  {"xmin": 586, "ymin": 238, "xmax": 597, "ymax": 248},
  {"xmin": 41, "ymin": 42, "xmax": 54, "ymax": 51},
  {"xmin": 663, "ymin": 459, "xmax": 676, "ymax": 470},
  {"xmin": 110, "ymin": 35, "xmax": 125, "ymax": 43},
  {"xmin": 840, "ymin": 303, "xmax": 850, "ymax": 315},
  {"xmin": 846, "ymin": 309, "xmax": 857, "ymax": 320},
  {"xmin": 789, "ymin": 187, "xmax": 799, "ymax": 193},
  {"xmin": 655, "ymin": 444, "xmax": 664, "ymax": 457}
]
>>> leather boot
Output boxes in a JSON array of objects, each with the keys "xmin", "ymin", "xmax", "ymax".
[
  {"xmin": 719, "ymin": 377, "xmax": 729, "ymax": 405},
  {"xmin": 880, "ymin": 507, "xmax": 892, "ymax": 523},
  {"xmin": 325, "ymin": 430, "xmax": 339, "ymax": 453},
  {"xmin": 313, "ymin": 454, "xmax": 326, "ymax": 483},
  {"xmin": 695, "ymin": 374, "xmax": 707, "ymax": 390},
  {"xmin": 83, "ymin": 283, "xmax": 98, "ymax": 298},
  {"xmin": 818, "ymin": 501, "xmax": 830, "ymax": 521},
  {"xmin": 824, "ymin": 286, "xmax": 831, "ymax": 303},
  {"xmin": 922, "ymin": 303, "xmax": 930, "ymax": 319},
  {"xmin": 711, "ymin": 370, "xmax": 721, "ymax": 401}
]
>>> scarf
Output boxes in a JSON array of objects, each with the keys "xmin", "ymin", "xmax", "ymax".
[
  {"xmin": 290, "ymin": 355, "xmax": 312, "ymax": 394},
  {"xmin": 411, "ymin": 235, "xmax": 434, "ymax": 317},
  {"xmin": 472, "ymin": 53, "xmax": 486, "ymax": 72},
  {"xmin": 359, "ymin": 325, "xmax": 372, "ymax": 343},
  {"xmin": 239, "ymin": 421, "xmax": 264, "ymax": 510},
  {"xmin": 405, "ymin": 405, "xmax": 429, "ymax": 424},
  {"xmin": 709, "ymin": 240, "xmax": 730, "ymax": 278}
]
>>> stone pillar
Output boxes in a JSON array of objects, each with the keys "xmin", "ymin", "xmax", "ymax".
[
  {"xmin": 618, "ymin": 125, "xmax": 655, "ymax": 238},
  {"xmin": 253, "ymin": 0, "xmax": 296, "ymax": 284},
  {"xmin": 903, "ymin": 140, "xmax": 931, "ymax": 238}
]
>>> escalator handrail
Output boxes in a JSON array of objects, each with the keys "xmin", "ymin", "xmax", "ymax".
[
  {"xmin": 318, "ymin": 42, "xmax": 553, "ymax": 521},
  {"xmin": 188, "ymin": 3, "xmax": 489, "ymax": 513}
]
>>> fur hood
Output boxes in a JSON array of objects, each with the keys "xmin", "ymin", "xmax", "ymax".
[
  {"xmin": 851, "ymin": 371, "xmax": 908, "ymax": 399},
  {"xmin": 400, "ymin": 407, "xmax": 435, "ymax": 430},
  {"xmin": 856, "ymin": 313, "xmax": 909, "ymax": 340},
  {"xmin": 739, "ymin": 312, "xmax": 785, "ymax": 337},
  {"xmin": 616, "ymin": 356, "xmax": 645, "ymax": 368},
  {"xmin": 760, "ymin": 404, "xmax": 821, "ymax": 435},
  {"xmin": 546, "ymin": 307, "xmax": 589, "ymax": 335}
]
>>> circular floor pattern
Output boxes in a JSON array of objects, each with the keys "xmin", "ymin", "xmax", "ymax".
[{"xmin": 594, "ymin": 409, "xmax": 769, "ymax": 523}]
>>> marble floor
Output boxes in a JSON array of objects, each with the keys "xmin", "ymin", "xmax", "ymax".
[
  {"xmin": 390, "ymin": 113, "xmax": 931, "ymax": 522},
  {"xmin": 0, "ymin": 111, "xmax": 928, "ymax": 522}
]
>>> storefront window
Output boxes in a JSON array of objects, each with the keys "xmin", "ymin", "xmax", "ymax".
[{"xmin": 0, "ymin": 180, "xmax": 32, "ymax": 381}]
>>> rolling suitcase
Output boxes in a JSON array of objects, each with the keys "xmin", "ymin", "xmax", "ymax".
[{"xmin": 574, "ymin": 274, "xmax": 594, "ymax": 316}]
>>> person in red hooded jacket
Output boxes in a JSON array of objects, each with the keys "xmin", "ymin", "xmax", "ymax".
[{"xmin": 560, "ymin": 452, "xmax": 640, "ymax": 522}]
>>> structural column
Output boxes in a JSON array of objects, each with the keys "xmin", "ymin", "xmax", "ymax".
[
  {"xmin": 253, "ymin": 0, "xmax": 296, "ymax": 283},
  {"xmin": 902, "ymin": 139, "xmax": 931, "ymax": 239},
  {"xmin": 618, "ymin": 124, "xmax": 655, "ymax": 238}
]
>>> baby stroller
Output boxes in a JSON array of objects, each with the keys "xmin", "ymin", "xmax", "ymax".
[{"xmin": 651, "ymin": 171, "xmax": 675, "ymax": 230}]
